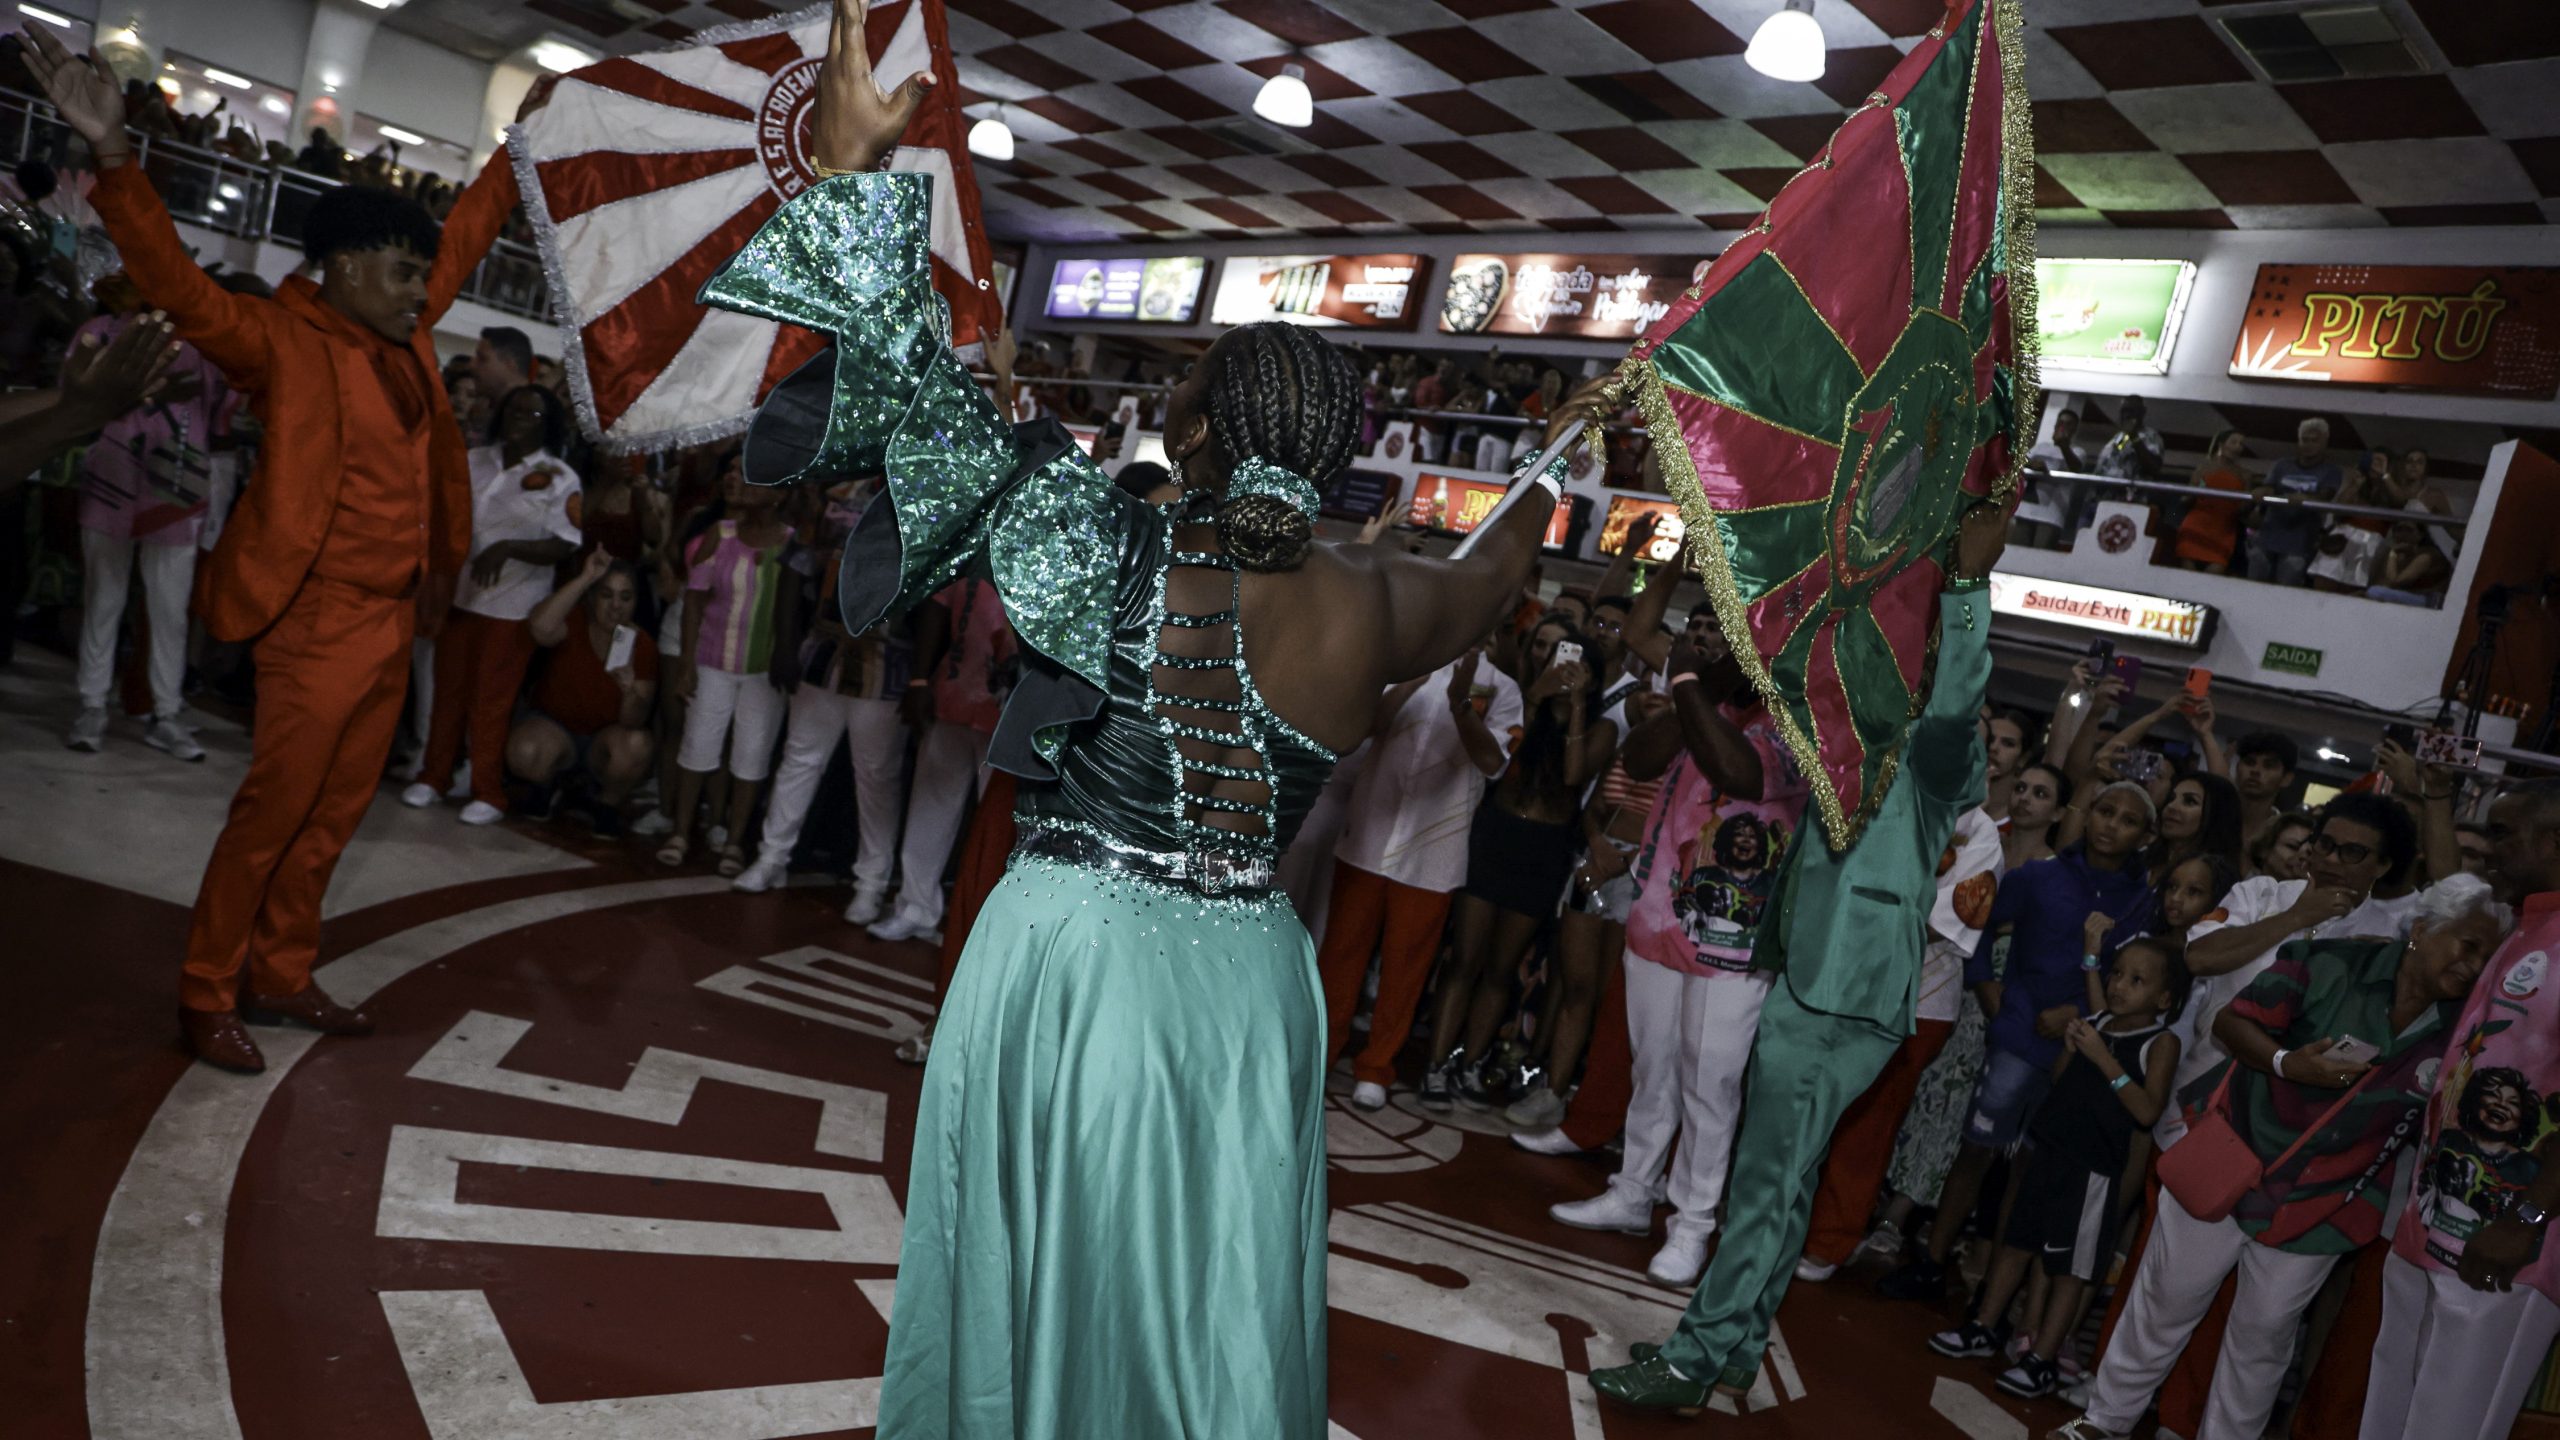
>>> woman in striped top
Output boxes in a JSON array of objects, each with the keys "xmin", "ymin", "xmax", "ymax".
[{"xmin": 659, "ymin": 467, "xmax": 796, "ymax": 871}]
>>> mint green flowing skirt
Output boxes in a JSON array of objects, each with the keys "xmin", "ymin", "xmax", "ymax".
[{"xmin": 876, "ymin": 854, "xmax": 1331, "ymax": 1439}]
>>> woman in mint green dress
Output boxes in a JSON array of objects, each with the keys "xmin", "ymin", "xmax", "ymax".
[{"xmin": 697, "ymin": 8, "xmax": 1616, "ymax": 1435}]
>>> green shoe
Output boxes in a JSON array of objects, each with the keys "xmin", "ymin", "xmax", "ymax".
[{"xmin": 1589, "ymin": 1354, "xmax": 1709, "ymax": 1416}]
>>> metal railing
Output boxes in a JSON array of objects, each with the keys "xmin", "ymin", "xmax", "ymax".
[
  {"xmin": 0, "ymin": 87, "xmax": 551, "ymax": 323},
  {"xmin": 2035, "ymin": 466, "xmax": 2469, "ymax": 531}
]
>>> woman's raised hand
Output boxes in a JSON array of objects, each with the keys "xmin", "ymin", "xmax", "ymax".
[
  {"xmin": 19, "ymin": 26, "xmax": 129, "ymax": 159},
  {"xmin": 812, "ymin": 0, "xmax": 937, "ymax": 174}
]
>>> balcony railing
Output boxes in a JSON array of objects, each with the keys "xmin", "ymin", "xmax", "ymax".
[{"xmin": 1, "ymin": 87, "xmax": 551, "ymax": 324}]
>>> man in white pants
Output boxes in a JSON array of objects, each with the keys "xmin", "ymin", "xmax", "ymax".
[
  {"xmin": 867, "ymin": 577, "xmax": 1010, "ymax": 944},
  {"xmin": 732, "ymin": 598, "xmax": 912, "ymax": 921},
  {"xmin": 1547, "ymin": 635, "xmax": 1809, "ymax": 1288},
  {"xmin": 2363, "ymin": 781, "xmax": 2560, "ymax": 1440},
  {"xmin": 64, "ymin": 304, "xmax": 228, "ymax": 761}
]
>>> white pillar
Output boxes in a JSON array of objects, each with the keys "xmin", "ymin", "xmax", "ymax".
[
  {"xmin": 473, "ymin": 60, "xmax": 538, "ymax": 170},
  {"xmin": 291, "ymin": 0, "xmax": 381, "ymax": 145}
]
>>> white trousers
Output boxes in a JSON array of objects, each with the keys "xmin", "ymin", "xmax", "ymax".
[
  {"xmin": 2361, "ymin": 1249, "xmax": 2560, "ymax": 1440},
  {"xmin": 754, "ymin": 688, "xmax": 906, "ymax": 886},
  {"xmin": 77, "ymin": 529, "xmax": 193, "ymax": 717},
  {"xmin": 678, "ymin": 664, "xmax": 787, "ymax": 782},
  {"xmin": 886, "ymin": 720, "xmax": 988, "ymax": 929},
  {"xmin": 2082, "ymin": 1188, "xmax": 2341, "ymax": 1440},
  {"xmin": 1611, "ymin": 954, "xmax": 1770, "ymax": 1244}
]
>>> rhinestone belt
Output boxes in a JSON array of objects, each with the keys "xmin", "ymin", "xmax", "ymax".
[{"xmin": 1013, "ymin": 824, "xmax": 1279, "ymax": 898}]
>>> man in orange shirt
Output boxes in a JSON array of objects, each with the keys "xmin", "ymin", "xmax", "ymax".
[{"xmin": 29, "ymin": 31, "xmax": 531, "ymax": 1073}]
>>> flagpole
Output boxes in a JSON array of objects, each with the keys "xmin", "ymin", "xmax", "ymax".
[{"xmin": 1447, "ymin": 419, "xmax": 1586, "ymax": 561}]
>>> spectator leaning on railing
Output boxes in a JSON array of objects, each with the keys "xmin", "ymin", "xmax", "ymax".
[{"xmin": 2245, "ymin": 418, "xmax": 2343, "ymax": 586}]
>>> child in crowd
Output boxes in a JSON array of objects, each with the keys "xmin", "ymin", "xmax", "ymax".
[
  {"xmin": 659, "ymin": 467, "xmax": 794, "ymax": 873},
  {"xmin": 1882, "ymin": 782, "xmax": 2159, "ymax": 1300},
  {"xmin": 1930, "ymin": 939, "xmax": 2189, "ymax": 1398}
]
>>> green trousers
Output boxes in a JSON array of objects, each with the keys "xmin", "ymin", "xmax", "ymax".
[{"xmin": 1659, "ymin": 977, "xmax": 1901, "ymax": 1386}]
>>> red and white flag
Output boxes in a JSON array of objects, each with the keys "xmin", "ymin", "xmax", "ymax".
[{"xmin": 506, "ymin": 1, "xmax": 1001, "ymax": 453}]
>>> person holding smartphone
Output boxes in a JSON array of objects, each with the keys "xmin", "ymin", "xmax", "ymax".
[
  {"xmin": 510, "ymin": 547, "xmax": 658, "ymax": 835},
  {"xmin": 2057, "ymin": 875, "xmax": 2508, "ymax": 1440}
]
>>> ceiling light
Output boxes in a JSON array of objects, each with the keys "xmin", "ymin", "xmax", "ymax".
[
  {"xmin": 377, "ymin": 123, "xmax": 425, "ymax": 145},
  {"xmin": 218, "ymin": 183, "xmax": 241, "ymax": 200},
  {"xmin": 202, "ymin": 67, "xmax": 251, "ymax": 89},
  {"xmin": 356, "ymin": 0, "xmax": 409, "ymax": 9},
  {"xmin": 260, "ymin": 95, "xmax": 289, "ymax": 115},
  {"xmin": 967, "ymin": 113, "xmax": 1014, "ymax": 161},
  {"xmin": 207, "ymin": 198, "xmax": 227, "ymax": 213},
  {"xmin": 530, "ymin": 39, "xmax": 599, "ymax": 74},
  {"xmin": 18, "ymin": 6, "xmax": 74, "ymax": 28},
  {"xmin": 2317, "ymin": 745, "xmax": 2349, "ymax": 763},
  {"xmin": 1253, "ymin": 63, "xmax": 1313, "ymax": 128},
  {"xmin": 1745, "ymin": 0, "xmax": 1826, "ymax": 83}
]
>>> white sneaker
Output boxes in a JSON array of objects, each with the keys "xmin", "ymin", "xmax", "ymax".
[
  {"xmin": 1550, "ymin": 1184, "xmax": 1655, "ymax": 1236},
  {"xmin": 867, "ymin": 913, "xmax": 939, "ymax": 944},
  {"xmin": 399, "ymin": 782, "xmax": 438, "ymax": 809},
  {"xmin": 843, "ymin": 883, "xmax": 887, "ymax": 926},
  {"xmin": 1647, "ymin": 1232, "xmax": 1710, "ymax": 1288},
  {"xmin": 1794, "ymin": 1256, "xmax": 1838, "ymax": 1283},
  {"xmin": 1504, "ymin": 1087, "xmax": 1567, "ymax": 1130},
  {"xmin": 1511, "ymin": 1126, "xmax": 1584, "ymax": 1157},
  {"xmin": 1854, "ymin": 1220, "xmax": 1904, "ymax": 1261},
  {"xmin": 459, "ymin": 800, "xmax": 504, "ymax": 826},
  {"xmin": 1350, "ymin": 1081, "xmax": 1388, "ymax": 1111},
  {"xmin": 66, "ymin": 705, "xmax": 108, "ymax": 752},
  {"xmin": 143, "ymin": 715, "xmax": 205, "ymax": 762},
  {"xmin": 731, "ymin": 855, "xmax": 787, "ymax": 893},
  {"xmin": 631, "ymin": 808, "xmax": 675, "ymax": 837}
]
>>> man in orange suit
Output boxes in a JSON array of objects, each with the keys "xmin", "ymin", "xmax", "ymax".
[{"xmin": 29, "ymin": 30, "xmax": 530, "ymax": 1072}]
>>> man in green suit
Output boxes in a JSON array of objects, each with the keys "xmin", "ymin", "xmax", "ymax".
[{"xmin": 1593, "ymin": 504, "xmax": 2007, "ymax": 1410}]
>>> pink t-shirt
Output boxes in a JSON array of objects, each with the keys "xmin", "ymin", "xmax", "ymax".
[
  {"xmin": 2394, "ymin": 892, "xmax": 2560, "ymax": 1302},
  {"xmin": 1622, "ymin": 705, "xmax": 1810, "ymax": 979},
  {"xmin": 71, "ymin": 313, "xmax": 231, "ymax": 546}
]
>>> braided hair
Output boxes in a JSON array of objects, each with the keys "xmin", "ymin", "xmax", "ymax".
[{"xmin": 1200, "ymin": 321, "xmax": 1363, "ymax": 571}]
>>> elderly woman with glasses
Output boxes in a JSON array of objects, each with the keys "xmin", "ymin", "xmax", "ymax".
[{"xmin": 2051, "ymin": 873, "xmax": 2513, "ymax": 1440}]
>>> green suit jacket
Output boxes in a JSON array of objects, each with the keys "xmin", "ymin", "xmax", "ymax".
[{"xmin": 1757, "ymin": 586, "xmax": 1992, "ymax": 1034}]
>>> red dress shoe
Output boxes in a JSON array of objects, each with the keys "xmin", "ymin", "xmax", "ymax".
[
  {"xmin": 181, "ymin": 1008, "xmax": 267, "ymax": 1074},
  {"xmin": 240, "ymin": 983, "xmax": 375, "ymax": 1036}
]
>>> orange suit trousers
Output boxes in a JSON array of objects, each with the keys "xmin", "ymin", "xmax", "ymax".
[
  {"xmin": 1318, "ymin": 860, "xmax": 1455, "ymax": 1088},
  {"xmin": 1803, "ymin": 1016, "xmax": 1955, "ymax": 1266},
  {"xmin": 182, "ymin": 577, "xmax": 413, "ymax": 1012},
  {"xmin": 419, "ymin": 608, "xmax": 537, "ymax": 809}
]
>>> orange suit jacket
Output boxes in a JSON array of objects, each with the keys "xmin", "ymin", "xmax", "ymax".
[{"xmin": 87, "ymin": 156, "xmax": 524, "ymax": 643}]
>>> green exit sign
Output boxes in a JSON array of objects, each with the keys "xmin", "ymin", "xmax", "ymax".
[{"xmin": 2263, "ymin": 642, "xmax": 2324, "ymax": 677}]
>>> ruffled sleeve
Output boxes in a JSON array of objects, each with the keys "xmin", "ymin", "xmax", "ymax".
[{"xmin": 696, "ymin": 171, "xmax": 1123, "ymax": 772}]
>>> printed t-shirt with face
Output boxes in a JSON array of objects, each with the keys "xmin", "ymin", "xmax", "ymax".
[
  {"xmin": 2161, "ymin": 873, "xmax": 2419, "ymax": 1145},
  {"xmin": 1918, "ymin": 806, "xmax": 2007, "ymax": 1023},
  {"xmin": 2396, "ymin": 894, "xmax": 2560, "ymax": 1300},
  {"xmin": 1335, "ymin": 653, "xmax": 1524, "ymax": 894},
  {"xmin": 1622, "ymin": 705, "xmax": 1810, "ymax": 979},
  {"xmin": 452, "ymin": 447, "xmax": 585, "ymax": 621}
]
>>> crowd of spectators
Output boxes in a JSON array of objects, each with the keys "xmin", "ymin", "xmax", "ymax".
[{"xmin": 2021, "ymin": 401, "xmax": 2463, "ymax": 608}]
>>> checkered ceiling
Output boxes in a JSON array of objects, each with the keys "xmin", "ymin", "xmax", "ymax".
[{"xmin": 391, "ymin": 0, "xmax": 2560, "ymax": 242}]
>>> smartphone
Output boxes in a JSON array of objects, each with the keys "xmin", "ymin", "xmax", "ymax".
[
  {"xmin": 2086, "ymin": 638, "xmax": 2116, "ymax": 666},
  {"xmin": 2326, "ymin": 1035, "xmax": 2380, "ymax": 1067},
  {"xmin": 606, "ymin": 623, "xmax": 638, "ymax": 673},
  {"xmin": 2183, "ymin": 667, "xmax": 2212, "ymax": 701},
  {"xmin": 2415, "ymin": 729, "xmax": 2483, "ymax": 769},
  {"xmin": 2109, "ymin": 653, "xmax": 2144, "ymax": 695},
  {"xmin": 2380, "ymin": 722, "xmax": 2420, "ymax": 753},
  {"xmin": 2116, "ymin": 749, "xmax": 2166, "ymax": 785},
  {"xmin": 1551, "ymin": 640, "xmax": 1584, "ymax": 670}
]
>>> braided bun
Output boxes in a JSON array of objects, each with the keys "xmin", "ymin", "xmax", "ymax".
[{"xmin": 1216, "ymin": 491, "xmax": 1314, "ymax": 573}]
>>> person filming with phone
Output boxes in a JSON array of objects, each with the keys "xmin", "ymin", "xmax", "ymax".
[
  {"xmin": 2056, "ymin": 873, "xmax": 2509, "ymax": 1440},
  {"xmin": 508, "ymin": 547, "xmax": 659, "ymax": 836}
]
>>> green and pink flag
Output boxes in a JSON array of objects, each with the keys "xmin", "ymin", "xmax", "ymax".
[{"xmin": 1624, "ymin": 0, "xmax": 2036, "ymax": 851}]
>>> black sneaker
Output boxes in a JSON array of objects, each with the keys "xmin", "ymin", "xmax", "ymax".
[
  {"xmin": 1927, "ymin": 1321, "xmax": 1998, "ymax": 1360},
  {"xmin": 1875, "ymin": 1256, "xmax": 1947, "ymax": 1302},
  {"xmin": 1994, "ymin": 1352, "xmax": 2059, "ymax": 1399},
  {"xmin": 519, "ymin": 781, "xmax": 559, "ymax": 822},
  {"xmin": 1458, "ymin": 1058, "xmax": 1505, "ymax": 1109},
  {"xmin": 585, "ymin": 803, "xmax": 627, "ymax": 839},
  {"xmin": 1419, "ymin": 1049, "xmax": 1463, "ymax": 1111}
]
